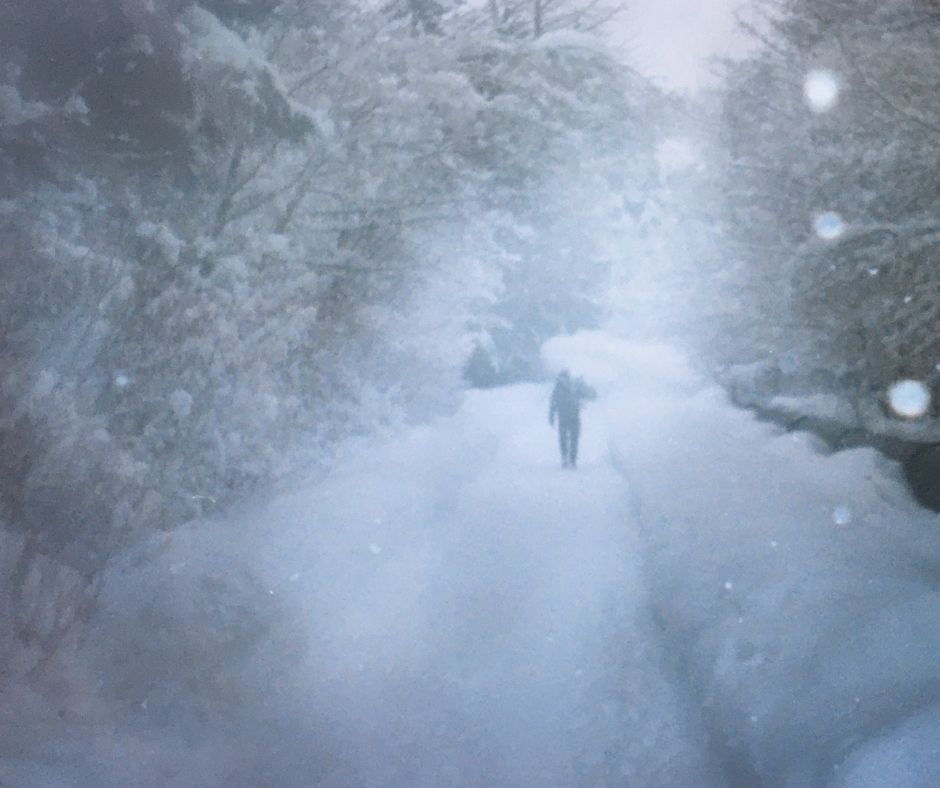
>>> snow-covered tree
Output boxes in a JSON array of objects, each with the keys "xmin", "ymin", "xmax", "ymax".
[
  {"xmin": 0, "ymin": 0, "xmax": 662, "ymax": 567},
  {"xmin": 701, "ymin": 0, "xmax": 940, "ymax": 432}
]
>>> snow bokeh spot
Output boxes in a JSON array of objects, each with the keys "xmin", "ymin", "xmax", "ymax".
[
  {"xmin": 804, "ymin": 70, "xmax": 840, "ymax": 112},
  {"xmin": 832, "ymin": 505, "xmax": 851, "ymax": 526},
  {"xmin": 814, "ymin": 211, "xmax": 845, "ymax": 240},
  {"xmin": 887, "ymin": 379, "xmax": 931, "ymax": 419}
]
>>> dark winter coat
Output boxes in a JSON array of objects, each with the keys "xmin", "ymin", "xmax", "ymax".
[{"xmin": 549, "ymin": 376, "xmax": 594, "ymax": 425}]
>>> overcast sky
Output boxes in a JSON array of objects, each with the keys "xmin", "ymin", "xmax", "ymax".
[{"xmin": 615, "ymin": 0, "xmax": 756, "ymax": 93}]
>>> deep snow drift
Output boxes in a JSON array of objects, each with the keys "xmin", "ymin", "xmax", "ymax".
[{"xmin": 6, "ymin": 332, "xmax": 940, "ymax": 786}]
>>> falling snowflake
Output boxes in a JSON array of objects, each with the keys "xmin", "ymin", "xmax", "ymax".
[
  {"xmin": 887, "ymin": 379, "xmax": 931, "ymax": 418},
  {"xmin": 832, "ymin": 505, "xmax": 851, "ymax": 526},
  {"xmin": 724, "ymin": 581, "xmax": 734, "ymax": 591},
  {"xmin": 804, "ymin": 69, "xmax": 840, "ymax": 112},
  {"xmin": 814, "ymin": 211, "xmax": 845, "ymax": 240}
]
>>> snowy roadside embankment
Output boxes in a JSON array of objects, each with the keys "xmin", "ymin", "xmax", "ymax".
[{"xmin": 553, "ymin": 332, "xmax": 940, "ymax": 786}]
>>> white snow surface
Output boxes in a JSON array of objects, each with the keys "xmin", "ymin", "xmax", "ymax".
[
  {"xmin": 768, "ymin": 392, "xmax": 857, "ymax": 427},
  {"xmin": 0, "ymin": 83, "xmax": 51, "ymax": 127},
  {"xmin": 16, "ymin": 331, "xmax": 940, "ymax": 786}
]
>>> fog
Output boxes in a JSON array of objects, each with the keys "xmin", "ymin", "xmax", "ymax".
[{"xmin": 4, "ymin": 1, "xmax": 940, "ymax": 786}]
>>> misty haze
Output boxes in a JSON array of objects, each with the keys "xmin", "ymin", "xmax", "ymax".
[{"xmin": 3, "ymin": 1, "xmax": 940, "ymax": 786}]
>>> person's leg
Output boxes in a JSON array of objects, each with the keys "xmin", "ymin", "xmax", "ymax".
[
  {"xmin": 558, "ymin": 422, "xmax": 569, "ymax": 466},
  {"xmin": 570, "ymin": 418, "xmax": 581, "ymax": 468}
]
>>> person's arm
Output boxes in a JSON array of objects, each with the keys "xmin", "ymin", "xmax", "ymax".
[{"xmin": 549, "ymin": 386, "xmax": 558, "ymax": 426}]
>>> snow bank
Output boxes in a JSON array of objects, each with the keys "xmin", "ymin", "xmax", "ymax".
[
  {"xmin": 833, "ymin": 705, "xmax": 940, "ymax": 787},
  {"xmin": 541, "ymin": 330, "xmax": 698, "ymax": 391},
  {"xmin": 767, "ymin": 393, "xmax": 857, "ymax": 427},
  {"xmin": 570, "ymin": 329, "xmax": 940, "ymax": 785}
]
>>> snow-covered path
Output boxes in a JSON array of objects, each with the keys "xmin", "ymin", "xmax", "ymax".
[
  {"xmin": 70, "ymin": 341, "xmax": 719, "ymax": 787},
  {"xmin": 28, "ymin": 332, "xmax": 940, "ymax": 787},
  {"xmin": 229, "ymin": 383, "xmax": 717, "ymax": 786}
]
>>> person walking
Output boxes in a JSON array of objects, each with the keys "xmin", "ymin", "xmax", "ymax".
[{"xmin": 549, "ymin": 370, "xmax": 595, "ymax": 468}]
